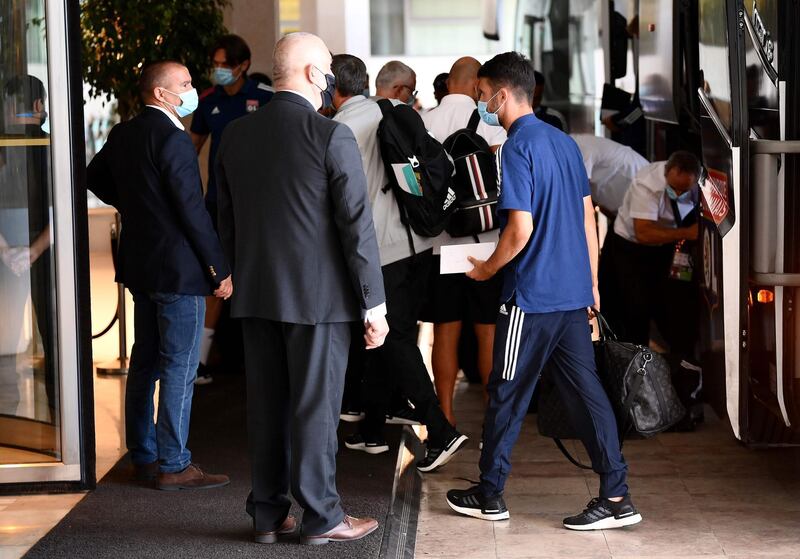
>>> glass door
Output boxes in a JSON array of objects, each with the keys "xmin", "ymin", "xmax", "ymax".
[{"xmin": 0, "ymin": 0, "xmax": 94, "ymax": 490}]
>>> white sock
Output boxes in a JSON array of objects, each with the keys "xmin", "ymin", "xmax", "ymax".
[{"xmin": 199, "ymin": 327, "xmax": 215, "ymax": 365}]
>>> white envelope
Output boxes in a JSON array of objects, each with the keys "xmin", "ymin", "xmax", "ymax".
[{"xmin": 440, "ymin": 242, "xmax": 497, "ymax": 274}]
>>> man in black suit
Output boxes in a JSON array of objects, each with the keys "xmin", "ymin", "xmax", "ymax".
[
  {"xmin": 87, "ymin": 61, "xmax": 232, "ymax": 491},
  {"xmin": 216, "ymin": 33, "xmax": 389, "ymax": 545}
]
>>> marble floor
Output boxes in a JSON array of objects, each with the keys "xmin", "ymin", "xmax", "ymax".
[{"xmin": 414, "ymin": 381, "xmax": 800, "ymax": 558}]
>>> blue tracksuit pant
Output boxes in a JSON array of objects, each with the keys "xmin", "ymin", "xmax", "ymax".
[{"xmin": 479, "ymin": 303, "xmax": 628, "ymax": 499}]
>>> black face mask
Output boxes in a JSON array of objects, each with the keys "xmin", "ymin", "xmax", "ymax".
[{"xmin": 313, "ymin": 66, "xmax": 336, "ymax": 109}]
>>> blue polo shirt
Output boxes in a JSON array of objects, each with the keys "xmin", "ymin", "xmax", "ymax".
[
  {"xmin": 191, "ymin": 78, "xmax": 274, "ymax": 205},
  {"xmin": 497, "ymin": 113, "xmax": 594, "ymax": 313}
]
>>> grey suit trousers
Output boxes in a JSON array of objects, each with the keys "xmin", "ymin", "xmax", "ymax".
[{"xmin": 242, "ymin": 318, "xmax": 350, "ymax": 535}]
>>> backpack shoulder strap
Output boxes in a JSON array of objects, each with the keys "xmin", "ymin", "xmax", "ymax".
[
  {"xmin": 377, "ymin": 98, "xmax": 394, "ymax": 117},
  {"xmin": 467, "ymin": 109, "xmax": 481, "ymax": 132}
]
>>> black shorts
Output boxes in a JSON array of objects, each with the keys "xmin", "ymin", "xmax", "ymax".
[{"xmin": 419, "ymin": 255, "xmax": 503, "ymax": 325}]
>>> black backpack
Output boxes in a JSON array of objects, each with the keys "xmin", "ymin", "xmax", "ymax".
[
  {"xmin": 442, "ymin": 109, "xmax": 500, "ymax": 237},
  {"xmin": 376, "ymin": 99, "xmax": 456, "ymax": 238}
]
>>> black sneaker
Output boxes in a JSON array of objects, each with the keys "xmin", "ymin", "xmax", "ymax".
[
  {"xmin": 385, "ymin": 407, "xmax": 421, "ymax": 426},
  {"xmin": 563, "ymin": 495, "xmax": 642, "ymax": 530},
  {"xmin": 194, "ymin": 363, "xmax": 213, "ymax": 385},
  {"xmin": 339, "ymin": 410, "xmax": 365, "ymax": 423},
  {"xmin": 446, "ymin": 485, "xmax": 509, "ymax": 521},
  {"xmin": 344, "ymin": 433, "xmax": 389, "ymax": 455},
  {"xmin": 416, "ymin": 433, "xmax": 468, "ymax": 472}
]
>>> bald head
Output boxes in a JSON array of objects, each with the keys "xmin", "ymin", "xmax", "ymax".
[
  {"xmin": 272, "ymin": 32, "xmax": 333, "ymax": 110},
  {"xmin": 446, "ymin": 57, "xmax": 481, "ymax": 99}
]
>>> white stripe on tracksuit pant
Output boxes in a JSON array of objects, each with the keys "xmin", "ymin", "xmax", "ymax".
[{"xmin": 478, "ymin": 302, "xmax": 629, "ymax": 499}]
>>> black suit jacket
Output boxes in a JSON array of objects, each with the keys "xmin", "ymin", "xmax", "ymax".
[
  {"xmin": 216, "ymin": 91, "xmax": 385, "ymax": 324},
  {"xmin": 87, "ymin": 107, "xmax": 229, "ymax": 295}
]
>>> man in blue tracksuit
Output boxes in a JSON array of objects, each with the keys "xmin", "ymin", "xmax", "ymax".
[{"xmin": 446, "ymin": 52, "xmax": 642, "ymax": 531}]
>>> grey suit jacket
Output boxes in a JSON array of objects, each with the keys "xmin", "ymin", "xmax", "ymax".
[{"xmin": 216, "ymin": 91, "xmax": 386, "ymax": 324}]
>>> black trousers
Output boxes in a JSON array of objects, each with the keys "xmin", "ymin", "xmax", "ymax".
[
  {"xmin": 241, "ymin": 318, "xmax": 349, "ymax": 536},
  {"xmin": 359, "ymin": 250, "xmax": 456, "ymax": 448},
  {"xmin": 599, "ymin": 230, "xmax": 699, "ymax": 359}
]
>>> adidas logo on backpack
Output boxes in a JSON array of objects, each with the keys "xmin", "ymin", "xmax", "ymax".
[
  {"xmin": 376, "ymin": 99, "xmax": 456, "ymax": 237},
  {"xmin": 442, "ymin": 109, "xmax": 500, "ymax": 238}
]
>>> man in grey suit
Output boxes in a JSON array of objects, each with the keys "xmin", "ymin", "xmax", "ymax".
[{"xmin": 216, "ymin": 33, "xmax": 389, "ymax": 545}]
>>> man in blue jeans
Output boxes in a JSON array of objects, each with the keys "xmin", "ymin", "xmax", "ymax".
[
  {"xmin": 87, "ymin": 61, "xmax": 232, "ymax": 490},
  {"xmin": 446, "ymin": 53, "xmax": 642, "ymax": 530}
]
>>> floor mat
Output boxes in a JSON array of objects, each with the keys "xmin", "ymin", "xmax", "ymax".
[{"xmin": 25, "ymin": 373, "xmax": 401, "ymax": 559}]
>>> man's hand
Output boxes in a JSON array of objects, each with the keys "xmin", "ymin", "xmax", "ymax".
[
  {"xmin": 588, "ymin": 284, "xmax": 600, "ymax": 318},
  {"xmin": 466, "ymin": 257, "xmax": 496, "ymax": 281},
  {"xmin": 214, "ymin": 275, "xmax": 233, "ymax": 299},
  {"xmin": 364, "ymin": 315, "xmax": 389, "ymax": 350},
  {"xmin": 684, "ymin": 223, "xmax": 699, "ymax": 241}
]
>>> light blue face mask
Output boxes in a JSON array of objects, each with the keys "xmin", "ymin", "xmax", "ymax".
[
  {"xmin": 666, "ymin": 185, "xmax": 692, "ymax": 202},
  {"xmin": 213, "ymin": 67, "xmax": 239, "ymax": 86},
  {"xmin": 477, "ymin": 90, "xmax": 506, "ymax": 127},
  {"xmin": 164, "ymin": 88, "xmax": 199, "ymax": 117}
]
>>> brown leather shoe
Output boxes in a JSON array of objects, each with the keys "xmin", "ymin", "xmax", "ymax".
[
  {"xmin": 132, "ymin": 461, "xmax": 159, "ymax": 482},
  {"xmin": 254, "ymin": 515, "xmax": 297, "ymax": 544},
  {"xmin": 157, "ymin": 464, "xmax": 230, "ymax": 491},
  {"xmin": 301, "ymin": 515, "xmax": 379, "ymax": 545}
]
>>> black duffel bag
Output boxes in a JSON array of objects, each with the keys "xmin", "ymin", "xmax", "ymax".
[{"xmin": 537, "ymin": 309, "xmax": 685, "ymax": 468}]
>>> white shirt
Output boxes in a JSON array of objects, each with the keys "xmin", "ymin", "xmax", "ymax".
[
  {"xmin": 421, "ymin": 94, "xmax": 507, "ymax": 253},
  {"xmin": 146, "ymin": 104, "xmax": 184, "ymax": 130},
  {"xmin": 333, "ymin": 95, "xmax": 433, "ymax": 267},
  {"xmin": 571, "ymin": 134, "xmax": 648, "ymax": 214},
  {"xmin": 614, "ymin": 161, "xmax": 699, "ymax": 243}
]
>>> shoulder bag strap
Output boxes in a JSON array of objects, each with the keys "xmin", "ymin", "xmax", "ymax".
[{"xmin": 467, "ymin": 108, "xmax": 481, "ymax": 132}]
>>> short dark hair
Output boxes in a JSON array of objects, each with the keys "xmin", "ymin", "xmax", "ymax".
[
  {"xmin": 533, "ymin": 70, "xmax": 545, "ymax": 88},
  {"xmin": 4, "ymin": 75, "xmax": 46, "ymax": 108},
  {"xmin": 433, "ymin": 72, "xmax": 449, "ymax": 93},
  {"xmin": 331, "ymin": 54, "xmax": 368, "ymax": 97},
  {"xmin": 665, "ymin": 150, "xmax": 702, "ymax": 176},
  {"xmin": 213, "ymin": 34, "xmax": 252, "ymax": 68},
  {"xmin": 477, "ymin": 52, "xmax": 537, "ymax": 105},
  {"xmin": 138, "ymin": 60, "xmax": 182, "ymax": 99}
]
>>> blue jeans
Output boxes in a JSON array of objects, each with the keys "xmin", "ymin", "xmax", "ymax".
[{"xmin": 126, "ymin": 290, "xmax": 205, "ymax": 473}]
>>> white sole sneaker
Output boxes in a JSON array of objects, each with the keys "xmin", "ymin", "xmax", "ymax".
[
  {"xmin": 385, "ymin": 416, "xmax": 421, "ymax": 426},
  {"xmin": 339, "ymin": 412, "xmax": 365, "ymax": 423},
  {"xmin": 446, "ymin": 499, "xmax": 510, "ymax": 521},
  {"xmin": 563, "ymin": 512, "xmax": 643, "ymax": 531},
  {"xmin": 417, "ymin": 434, "xmax": 468, "ymax": 472},
  {"xmin": 344, "ymin": 440, "xmax": 389, "ymax": 455}
]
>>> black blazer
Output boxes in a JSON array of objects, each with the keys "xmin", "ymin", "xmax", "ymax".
[
  {"xmin": 87, "ymin": 107, "xmax": 229, "ymax": 295},
  {"xmin": 216, "ymin": 91, "xmax": 385, "ymax": 324}
]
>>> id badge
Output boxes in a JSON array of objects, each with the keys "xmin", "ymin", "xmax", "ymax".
[{"xmin": 669, "ymin": 250, "xmax": 693, "ymax": 282}]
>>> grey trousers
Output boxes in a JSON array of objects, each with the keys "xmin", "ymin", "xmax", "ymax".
[{"xmin": 242, "ymin": 318, "xmax": 350, "ymax": 535}]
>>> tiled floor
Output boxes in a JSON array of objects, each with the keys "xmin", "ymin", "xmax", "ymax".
[{"xmin": 414, "ymin": 381, "xmax": 800, "ymax": 558}]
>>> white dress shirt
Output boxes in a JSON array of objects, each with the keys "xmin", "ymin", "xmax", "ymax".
[
  {"xmin": 421, "ymin": 94, "xmax": 507, "ymax": 253},
  {"xmin": 146, "ymin": 104, "xmax": 184, "ymax": 130},
  {"xmin": 614, "ymin": 161, "xmax": 699, "ymax": 243},
  {"xmin": 571, "ymin": 134, "xmax": 648, "ymax": 214}
]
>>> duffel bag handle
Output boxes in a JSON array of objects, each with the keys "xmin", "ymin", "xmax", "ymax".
[{"xmin": 590, "ymin": 307, "xmax": 618, "ymax": 342}]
